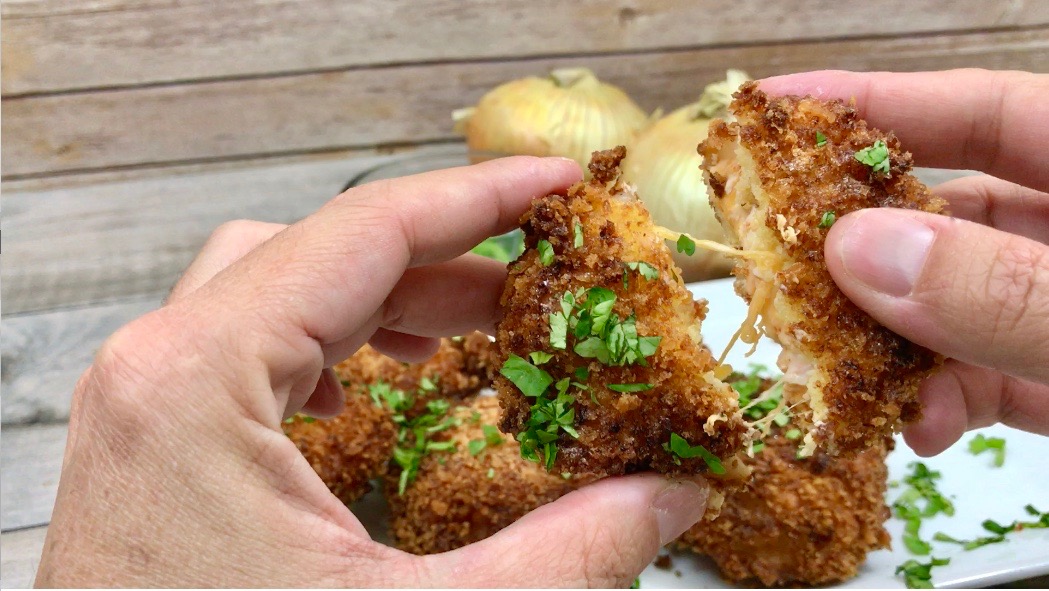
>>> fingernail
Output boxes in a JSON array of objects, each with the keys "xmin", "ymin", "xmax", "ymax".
[
  {"xmin": 651, "ymin": 480, "xmax": 708, "ymax": 545},
  {"xmin": 838, "ymin": 211, "xmax": 935, "ymax": 296}
]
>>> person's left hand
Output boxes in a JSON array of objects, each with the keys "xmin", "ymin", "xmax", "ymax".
[{"xmin": 35, "ymin": 156, "xmax": 709, "ymax": 588}]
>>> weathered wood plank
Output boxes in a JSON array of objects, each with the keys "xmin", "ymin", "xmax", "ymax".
[
  {"xmin": 1, "ymin": 147, "xmax": 414, "ymax": 314},
  {"xmin": 0, "ymin": 423, "xmax": 67, "ymax": 531},
  {"xmin": 0, "ymin": 525, "xmax": 48, "ymax": 589},
  {"xmin": 1, "ymin": 297, "xmax": 158, "ymax": 425},
  {"xmin": 4, "ymin": 28, "xmax": 1047, "ymax": 178},
  {"xmin": 3, "ymin": 0, "xmax": 1045, "ymax": 96}
]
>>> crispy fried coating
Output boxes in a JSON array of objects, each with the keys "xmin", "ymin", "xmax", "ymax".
[
  {"xmin": 699, "ymin": 82, "xmax": 945, "ymax": 455},
  {"xmin": 284, "ymin": 334, "xmax": 498, "ymax": 505},
  {"xmin": 385, "ymin": 396, "xmax": 581, "ymax": 555},
  {"xmin": 677, "ymin": 425, "xmax": 892, "ymax": 587},
  {"xmin": 334, "ymin": 332, "xmax": 497, "ymax": 402},
  {"xmin": 283, "ymin": 392, "xmax": 396, "ymax": 505},
  {"xmin": 495, "ymin": 147, "xmax": 751, "ymax": 484}
]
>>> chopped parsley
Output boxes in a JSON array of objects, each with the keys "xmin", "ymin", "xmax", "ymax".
[
  {"xmin": 730, "ymin": 365, "xmax": 786, "ymax": 422},
  {"xmin": 607, "ymin": 383, "xmax": 653, "ymax": 393},
  {"xmin": 935, "ymin": 505, "xmax": 1049, "ymax": 550},
  {"xmin": 663, "ymin": 432, "xmax": 725, "ymax": 474},
  {"xmin": 468, "ymin": 424, "xmax": 505, "ymax": 456},
  {"xmin": 537, "ymin": 239, "xmax": 555, "ymax": 266},
  {"xmin": 529, "ymin": 351, "xmax": 554, "ymax": 365},
  {"xmin": 676, "ymin": 234, "xmax": 696, "ymax": 256},
  {"xmin": 818, "ymin": 211, "xmax": 836, "ymax": 228},
  {"xmin": 514, "ymin": 376, "xmax": 580, "ymax": 470},
  {"xmin": 486, "ymin": 467, "xmax": 496, "ymax": 479},
  {"xmin": 625, "ymin": 261, "xmax": 659, "ymax": 281},
  {"xmin": 815, "ymin": 130, "xmax": 827, "ymax": 147},
  {"xmin": 500, "ymin": 354, "xmax": 554, "ymax": 398},
  {"xmin": 750, "ymin": 440, "xmax": 765, "ymax": 454},
  {"xmin": 573, "ymin": 222, "xmax": 584, "ymax": 248},
  {"xmin": 896, "ymin": 557, "xmax": 949, "ymax": 589},
  {"xmin": 550, "ymin": 287, "xmax": 661, "ymax": 367},
  {"xmin": 784, "ymin": 428, "xmax": 802, "ymax": 440},
  {"xmin": 893, "ymin": 462, "xmax": 955, "ymax": 556},
  {"xmin": 630, "ymin": 577, "xmax": 641, "ymax": 589},
  {"xmin": 854, "ymin": 139, "xmax": 891, "ymax": 175},
  {"xmin": 368, "ymin": 381, "xmax": 460, "ymax": 495},
  {"xmin": 968, "ymin": 434, "xmax": 1006, "ymax": 467}
]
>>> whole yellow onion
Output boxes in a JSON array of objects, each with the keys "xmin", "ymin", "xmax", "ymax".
[
  {"xmin": 453, "ymin": 67, "xmax": 649, "ymax": 171},
  {"xmin": 622, "ymin": 70, "xmax": 751, "ymax": 282}
]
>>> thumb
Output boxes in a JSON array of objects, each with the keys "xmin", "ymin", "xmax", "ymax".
[
  {"xmin": 426, "ymin": 475, "xmax": 708, "ymax": 587},
  {"xmin": 824, "ymin": 208, "xmax": 1049, "ymax": 383}
]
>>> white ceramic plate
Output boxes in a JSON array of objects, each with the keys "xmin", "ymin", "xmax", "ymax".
[{"xmin": 353, "ymin": 277, "xmax": 1049, "ymax": 588}]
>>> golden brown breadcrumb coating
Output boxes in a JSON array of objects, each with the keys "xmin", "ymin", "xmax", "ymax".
[
  {"xmin": 495, "ymin": 147, "xmax": 751, "ymax": 485},
  {"xmin": 283, "ymin": 391, "xmax": 396, "ymax": 505},
  {"xmin": 284, "ymin": 334, "xmax": 497, "ymax": 505},
  {"xmin": 385, "ymin": 396, "xmax": 581, "ymax": 555},
  {"xmin": 334, "ymin": 332, "xmax": 497, "ymax": 402},
  {"xmin": 677, "ymin": 425, "xmax": 892, "ymax": 587},
  {"xmin": 699, "ymin": 82, "xmax": 944, "ymax": 455}
]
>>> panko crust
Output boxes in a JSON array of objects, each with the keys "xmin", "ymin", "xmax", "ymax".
[
  {"xmin": 677, "ymin": 426, "xmax": 892, "ymax": 587},
  {"xmin": 334, "ymin": 332, "xmax": 497, "ymax": 402},
  {"xmin": 283, "ymin": 392, "xmax": 396, "ymax": 505},
  {"xmin": 285, "ymin": 334, "xmax": 498, "ymax": 505},
  {"xmin": 495, "ymin": 147, "xmax": 750, "ymax": 479},
  {"xmin": 385, "ymin": 396, "xmax": 581, "ymax": 555},
  {"xmin": 699, "ymin": 82, "xmax": 945, "ymax": 454}
]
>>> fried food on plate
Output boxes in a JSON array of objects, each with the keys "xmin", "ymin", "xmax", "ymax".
[
  {"xmin": 385, "ymin": 396, "xmax": 581, "ymax": 555},
  {"xmin": 699, "ymin": 82, "xmax": 945, "ymax": 455},
  {"xmin": 283, "ymin": 391, "xmax": 396, "ymax": 505},
  {"xmin": 284, "ymin": 334, "xmax": 498, "ymax": 505},
  {"xmin": 334, "ymin": 332, "xmax": 497, "ymax": 402},
  {"xmin": 495, "ymin": 146, "xmax": 751, "ymax": 490},
  {"xmin": 677, "ymin": 420, "xmax": 892, "ymax": 587}
]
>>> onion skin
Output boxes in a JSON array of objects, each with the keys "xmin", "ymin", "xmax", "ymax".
[
  {"xmin": 453, "ymin": 68, "xmax": 649, "ymax": 172},
  {"xmin": 622, "ymin": 104, "xmax": 734, "ymax": 282}
]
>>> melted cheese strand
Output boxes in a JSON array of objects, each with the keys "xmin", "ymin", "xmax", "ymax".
[{"xmin": 653, "ymin": 226, "xmax": 781, "ymax": 264}]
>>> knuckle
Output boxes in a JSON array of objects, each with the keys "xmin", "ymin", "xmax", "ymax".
[
  {"xmin": 88, "ymin": 311, "xmax": 180, "ymax": 414},
  {"xmin": 980, "ymin": 238, "xmax": 1048, "ymax": 342}
]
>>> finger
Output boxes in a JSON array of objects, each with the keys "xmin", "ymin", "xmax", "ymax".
[
  {"xmin": 429, "ymin": 475, "xmax": 708, "ymax": 587},
  {"xmin": 932, "ymin": 175, "xmax": 1049, "ymax": 243},
  {"xmin": 825, "ymin": 208, "xmax": 1049, "ymax": 383},
  {"xmin": 368, "ymin": 329, "xmax": 441, "ymax": 363},
  {"xmin": 316, "ymin": 254, "xmax": 508, "ymax": 367},
  {"xmin": 903, "ymin": 359, "xmax": 1049, "ymax": 455},
  {"xmin": 167, "ymin": 220, "xmax": 286, "ymax": 304},
  {"xmin": 759, "ymin": 69, "xmax": 1049, "ymax": 191},
  {"xmin": 179, "ymin": 157, "xmax": 579, "ymax": 418},
  {"xmin": 297, "ymin": 368, "xmax": 346, "ymax": 420}
]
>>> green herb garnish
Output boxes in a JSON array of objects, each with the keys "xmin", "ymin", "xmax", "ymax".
[
  {"xmin": 537, "ymin": 239, "xmax": 555, "ymax": 266},
  {"xmin": 818, "ymin": 211, "xmax": 836, "ymax": 228},
  {"xmin": 607, "ymin": 383, "xmax": 654, "ymax": 393},
  {"xmin": 676, "ymin": 234, "xmax": 696, "ymax": 256},
  {"xmin": 968, "ymin": 434, "xmax": 1006, "ymax": 467},
  {"xmin": 468, "ymin": 425, "xmax": 505, "ymax": 457},
  {"xmin": 625, "ymin": 261, "xmax": 659, "ymax": 281},
  {"xmin": 515, "ymin": 376, "xmax": 580, "ymax": 470},
  {"xmin": 855, "ymin": 139, "xmax": 891, "ymax": 175},
  {"xmin": 529, "ymin": 351, "xmax": 554, "ymax": 365},
  {"xmin": 500, "ymin": 353, "xmax": 554, "ymax": 398},
  {"xmin": 815, "ymin": 130, "xmax": 827, "ymax": 147},
  {"xmin": 895, "ymin": 557, "xmax": 949, "ymax": 589},
  {"xmin": 573, "ymin": 222, "xmax": 584, "ymax": 248},
  {"xmin": 486, "ymin": 467, "xmax": 496, "ymax": 479},
  {"xmin": 892, "ymin": 462, "xmax": 955, "ymax": 556},
  {"xmin": 663, "ymin": 432, "xmax": 725, "ymax": 474},
  {"xmin": 369, "ymin": 381, "xmax": 459, "ymax": 495},
  {"xmin": 935, "ymin": 505, "xmax": 1049, "ymax": 550}
]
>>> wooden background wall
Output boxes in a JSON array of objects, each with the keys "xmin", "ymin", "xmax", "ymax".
[{"xmin": 2, "ymin": 1, "xmax": 1048, "ymax": 586}]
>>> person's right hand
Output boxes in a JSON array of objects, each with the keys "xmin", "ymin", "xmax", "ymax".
[{"xmin": 760, "ymin": 69, "xmax": 1049, "ymax": 456}]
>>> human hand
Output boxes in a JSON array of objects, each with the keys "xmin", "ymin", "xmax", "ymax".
[
  {"xmin": 760, "ymin": 69, "xmax": 1049, "ymax": 455},
  {"xmin": 36, "ymin": 157, "xmax": 709, "ymax": 587}
]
